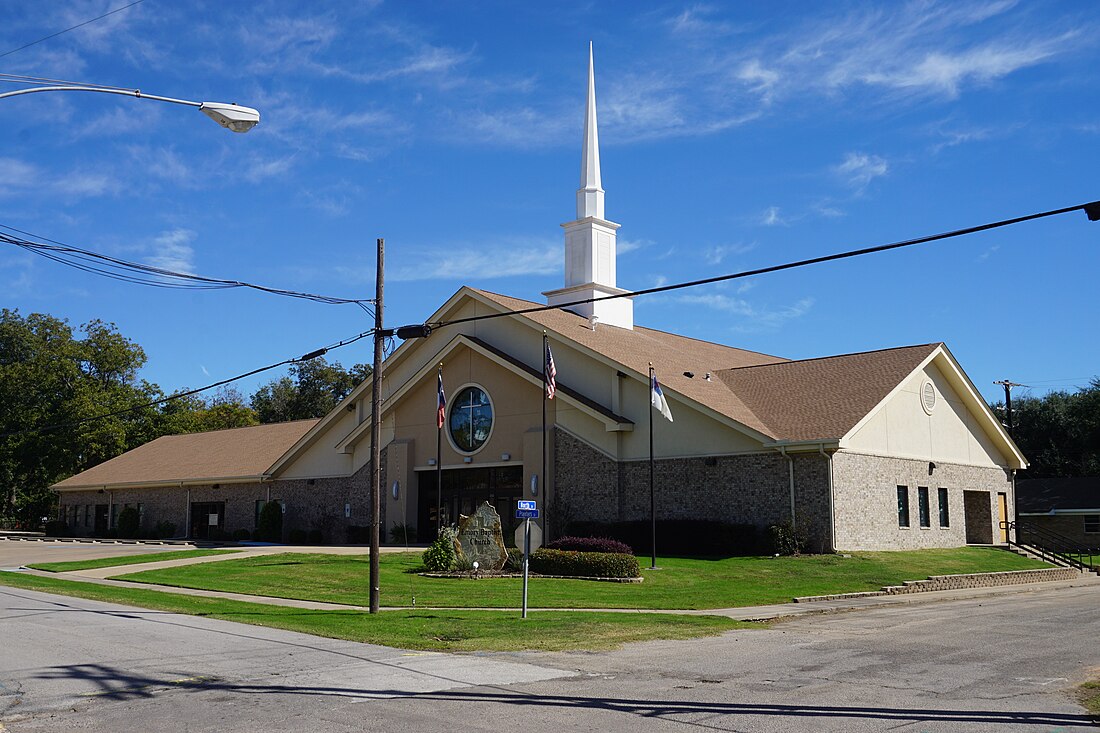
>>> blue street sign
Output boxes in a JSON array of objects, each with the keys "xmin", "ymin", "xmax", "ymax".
[
  {"xmin": 516, "ymin": 509, "xmax": 540, "ymax": 519},
  {"xmin": 517, "ymin": 500, "xmax": 536, "ymax": 511}
]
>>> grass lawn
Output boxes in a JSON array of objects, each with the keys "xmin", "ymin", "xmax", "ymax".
[
  {"xmin": 114, "ymin": 546, "xmax": 1049, "ymax": 610},
  {"xmin": 29, "ymin": 549, "xmax": 240, "ymax": 573},
  {"xmin": 1078, "ymin": 679, "xmax": 1100, "ymax": 720},
  {"xmin": 0, "ymin": 572, "xmax": 748, "ymax": 652}
]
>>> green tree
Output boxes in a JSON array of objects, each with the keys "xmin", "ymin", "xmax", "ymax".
[
  {"xmin": 0, "ymin": 311, "xmax": 161, "ymax": 523},
  {"xmin": 251, "ymin": 357, "xmax": 370, "ymax": 423},
  {"xmin": 994, "ymin": 379, "xmax": 1100, "ymax": 478}
]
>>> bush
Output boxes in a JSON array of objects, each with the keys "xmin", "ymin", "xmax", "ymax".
[
  {"xmin": 505, "ymin": 547, "xmax": 524, "ymax": 572},
  {"xmin": 545, "ymin": 535, "xmax": 633, "ymax": 555},
  {"xmin": 770, "ymin": 520, "xmax": 809, "ymax": 556},
  {"xmin": 154, "ymin": 521, "xmax": 177, "ymax": 539},
  {"xmin": 422, "ymin": 526, "xmax": 457, "ymax": 572},
  {"xmin": 116, "ymin": 507, "xmax": 140, "ymax": 539},
  {"xmin": 530, "ymin": 548, "xmax": 640, "ymax": 578},
  {"xmin": 389, "ymin": 523, "xmax": 417, "ymax": 544},
  {"xmin": 255, "ymin": 501, "xmax": 283, "ymax": 543},
  {"xmin": 232, "ymin": 528, "xmax": 252, "ymax": 541},
  {"xmin": 307, "ymin": 528, "xmax": 323, "ymax": 545},
  {"xmin": 288, "ymin": 528, "xmax": 308, "ymax": 545},
  {"xmin": 44, "ymin": 520, "xmax": 67, "ymax": 537},
  {"xmin": 564, "ymin": 520, "xmax": 768, "ymax": 556}
]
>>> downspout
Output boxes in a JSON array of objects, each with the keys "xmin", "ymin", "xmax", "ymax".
[
  {"xmin": 107, "ymin": 490, "xmax": 113, "ymax": 531},
  {"xmin": 183, "ymin": 482, "xmax": 190, "ymax": 539},
  {"xmin": 820, "ymin": 444, "xmax": 835, "ymax": 552},
  {"xmin": 779, "ymin": 446, "xmax": 795, "ymax": 527}
]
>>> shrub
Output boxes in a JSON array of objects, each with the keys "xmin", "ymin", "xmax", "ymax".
[
  {"xmin": 530, "ymin": 548, "xmax": 640, "ymax": 578},
  {"xmin": 307, "ymin": 528, "xmax": 323, "ymax": 545},
  {"xmin": 232, "ymin": 528, "xmax": 252, "ymax": 541},
  {"xmin": 388, "ymin": 523, "xmax": 417, "ymax": 544},
  {"xmin": 154, "ymin": 521, "xmax": 177, "ymax": 539},
  {"xmin": 505, "ymin": 547, "xmax": 524, "ymax": 572},
  {"xmin": 255, "ymin": 501, "xmax": 283, "ymax": 542},
  {"xmin": 545, "ymin": 535, "xmax": 633, "ymax": 555},
  {"xmin": 346, "ymin": 525, "xmax": 369, "ymax": 544},
  {"xmin": 770, "ymin": 520, "xmax": 809, "ymax": 556},
  {"xmin": 422, "ymin": 526, "xmax": 457, "ymax": 572},
  {"xmin": 116, "ymin": 507, "xmax": 140, "ymax": 539},
  {"xmin": 564, "ymin": 520, "xmax": 768, "ymax": 556},
  {"xmin": 288, "ymin": 528, "xmax": 308, "ymax": 545},
  {"xmin": 44, "ymin": 520, "xmax": 67, "ymax": 537}
]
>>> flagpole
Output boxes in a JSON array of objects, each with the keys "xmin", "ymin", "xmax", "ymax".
[
  {"xmin": 649, "ymin": 362, "xmax": 656, "ymax": 570},
  {"xmin": 542, "ymin": 331, "xmax": 548, "ymax": 539},
  {"xmin": 436, "ymin": 362, "xmax": 443, "ymax": 536}
]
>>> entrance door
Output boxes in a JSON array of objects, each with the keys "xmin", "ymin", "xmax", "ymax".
[
  {"xmin": 418, "ymin": 466, "xmax": 523, "ymax": 542},
  {"xmin": 997, "ymin": 492, "xmax": 1008, "ymax": 543},
  {"xmin": 93, "ymin": 504, "xmax": 108, "ymax": 536},
  {"xmin": 189, "ymin": 501, "xmax": 225, "ymax": 540}
]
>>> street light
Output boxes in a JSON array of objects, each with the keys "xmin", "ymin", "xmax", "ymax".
[{"xmin": 0, "ymin": 85, "xmax": 260, "ymax": 132}]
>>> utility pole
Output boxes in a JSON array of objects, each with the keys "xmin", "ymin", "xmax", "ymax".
[
  {"xmin": 993, "ymin": 380, "xmax": 1026, "ymax": 437},
  {"xmin": 369, "ymin": 237, "xmax": 384, "ymax": 614}
]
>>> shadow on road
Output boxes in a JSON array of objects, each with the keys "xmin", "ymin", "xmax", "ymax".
[{"xmin": 31, "ymin": 662, "xmax": 1096, "ymax": 729}]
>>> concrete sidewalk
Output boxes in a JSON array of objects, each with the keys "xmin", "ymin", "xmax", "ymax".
[{"xmin": 12, "ymin": 563, "xmax": 1098, "ymax": 620}]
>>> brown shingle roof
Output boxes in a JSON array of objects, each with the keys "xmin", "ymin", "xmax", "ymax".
[
  {"xmin": 473, "ymin": 289, "xmax": 788, "ymax": 437},
  {"xmin": 53, "ymin": 419, "xmax": 320, "ymax": 489},
  {"xmin": 716, "ymin": 344, "xmax": 940, "ymax": 441}
]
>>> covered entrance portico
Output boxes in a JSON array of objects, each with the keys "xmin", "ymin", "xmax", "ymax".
[{"xmin": 417, "ymin": 466, "xmax": 523, "ymax": 543}]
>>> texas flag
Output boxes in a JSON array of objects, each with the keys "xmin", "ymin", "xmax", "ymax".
[
  {"xmin": 651, "ymin": 372, "xmax": 674, "ymax": 422},
  {"xmin": 437, "ymin": 370, "xmax": 446, "ymax": 429}
]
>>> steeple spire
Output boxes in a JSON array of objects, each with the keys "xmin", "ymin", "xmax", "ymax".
[
  {"xmin": 578, "ymin": 41, "xmax": 604, "ymax": 220},
  {"xmin": 544, "ymin": 43, "xmax": 634, "ymax": 331}
]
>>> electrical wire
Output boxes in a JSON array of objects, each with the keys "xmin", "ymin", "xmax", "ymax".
[
  {"xmin": 428, "ymin": 200, "xmax": 1100, "ymax": 330},
  {"xmin": 0, "ymin": 0, "xmax": 148, "ymax": 60},
  {"xmin": 0, "ymin": 327, "xmax": 378, "ymax": 440},
  {"xmin": 1, "ymin": 224, "xmax": 376, "ymax": 312}
]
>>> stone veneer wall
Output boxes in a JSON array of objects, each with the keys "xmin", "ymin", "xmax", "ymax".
[
  {"xmin": 831, "ymin": 451, "xmax": 1013, "ymax": 551},
  {"xmin": 57, "ymin": 451, "xmax": 385, "ymax": 542},
  {"xmin": 553, "ymin": 429, "xmax": 833, "ymax": 552}
]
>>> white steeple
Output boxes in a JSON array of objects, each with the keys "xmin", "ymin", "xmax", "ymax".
[
  {"xmin": 544, "ymin": 43, "xmax": 634, "ymax": 330},
  {"xmin": 577, "ymin": 42, "xmax": 604, "ymax": 220}
]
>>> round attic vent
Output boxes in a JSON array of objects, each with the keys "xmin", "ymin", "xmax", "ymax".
[{"xmin": 921, "ymin": 380, "xmax": 937, "ymax": 415}]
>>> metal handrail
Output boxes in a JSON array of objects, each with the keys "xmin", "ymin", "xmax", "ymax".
[{"xmin": 1002, "ymin": 519, "xmax": 1096, "ymax": 572}]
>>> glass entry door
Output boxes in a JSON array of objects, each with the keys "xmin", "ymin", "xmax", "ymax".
[{"xmin": 418, "ymin": 466, "xmax": 523, "ymax": 543}]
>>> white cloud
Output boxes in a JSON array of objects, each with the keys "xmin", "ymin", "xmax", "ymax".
[
  {"xmin": 703, "ymin": 242, "xmax": 755, "ymax": 265},
  {"xmin": 386, "ymin": 237, "xmax": 560, "ymax": 281},
  {"xmin": 760, "ymin": 206, "xmax": 787, "ymax": 226},
  {"xmin": 146, "ymin": 229, "xmax": 197, "ymax": 274},
  {"xmin": 617, "ymin": 239, "xmax": 651, "ymax": 254},
  {"xmin": 834, "ymin": 152, "xmax": 889, "ymax": 188},
  {"xmin": 680, "ymin": 293, "xmax": 814, "ymax": 330},
  {"xmin": 977, "ymin": 244, "xmax": 1001, "ymax": 262}
]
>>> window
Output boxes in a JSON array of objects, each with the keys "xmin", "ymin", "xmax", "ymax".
[
  {"xmin": 938, "ymin": 488, "xmax": 949, "ymax": 527},
  {"xmin": 84, "ymin": 505, "xmax": 90, "ymax": 527},
  {"xmin": 918, "ymin": 487, "xmax": 930, "ymax": 528},
  {"xmin": 897, "ymin": 486, "xmax": 910, "ymax": 528},
  {"xmin": 449, "ymin": 386, "xmax": 493, "ymax": 453},
  {"xmin": 1085, "ymin": 515, "xmax": 1100, "ymax": 534}
]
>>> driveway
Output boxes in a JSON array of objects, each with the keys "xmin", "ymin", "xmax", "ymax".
[{"xmin": 2, "ymin": 580, "xmax": 1097, "ymax": 732}]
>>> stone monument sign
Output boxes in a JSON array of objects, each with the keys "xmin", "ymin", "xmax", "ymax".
[{"xmin": 455, "ymin": 502, "xmax": 508, "ymax": 571}]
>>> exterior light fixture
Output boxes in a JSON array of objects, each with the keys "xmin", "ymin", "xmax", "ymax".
[
  {"xmin": 530, "ymin": 475, "xmax": 538, "ymax": 496},
  {"xmin": 391, "ymin": 480, "xmax": 399, "ymax": 499},
  {"xmin": 1085, "ymin": 201, "xmax": 1100, "ymax": 221}
]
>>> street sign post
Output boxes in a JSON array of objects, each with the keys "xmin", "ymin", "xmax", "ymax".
[{"xmin": 516, "ymin": 501, "xmax": 537, "ymax": 618}]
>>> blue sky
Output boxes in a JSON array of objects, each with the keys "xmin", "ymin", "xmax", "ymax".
[{"xmin": 1, "ymin": 0, "xmax": 1097, "ymax": 406}]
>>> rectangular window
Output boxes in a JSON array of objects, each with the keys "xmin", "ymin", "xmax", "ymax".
[
  {"xmin": 84, "ymin": 505, "xmax": 90, "ymax": 527},
  {"xmin": 897, "ymin": 486, "xmax": 910, "ymax": 528},
  {"xmin": 938, "ymin": 488, "xmax": 950, "ymax": 527},
  {"xmin": 1085, "ymin": 515, "xmax": 1100, "ymax": 534},
  {"xmin": 918, "ymin": 487, "xmax": 930, "ymax": 528}
]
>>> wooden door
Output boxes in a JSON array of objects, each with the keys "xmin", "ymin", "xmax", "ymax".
[{"xmin": 997, "ymin": 493, "xmax": 1008, "ymax": 543}]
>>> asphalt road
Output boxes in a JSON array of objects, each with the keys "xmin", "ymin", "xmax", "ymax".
[{"xmin": 1, "ymin": 580, "xmax": 1097, "ymax": 732}]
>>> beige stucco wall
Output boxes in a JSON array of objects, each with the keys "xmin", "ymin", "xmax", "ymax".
[{"xmin": 846, "ymin": 359, "xmax": 1007, "ymax": 468}]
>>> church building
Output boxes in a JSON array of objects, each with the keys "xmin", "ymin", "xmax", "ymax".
[{"xmin": 53, "ymin": 48, "xmax": 1027, "ymax": 552}]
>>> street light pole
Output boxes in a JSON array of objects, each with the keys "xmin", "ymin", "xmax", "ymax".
[
  {"xmin": 0, "ymin": 85, "xmax": 260, "ymax": 132},
  {"xmin": 369, "ymin": 238, "xmax": 385, "ymax": 614}
]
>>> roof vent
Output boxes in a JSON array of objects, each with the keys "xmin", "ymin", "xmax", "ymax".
[
  {"xmin": 684, "ymin": 371, "xmax": 694, "ymax": 378},
  {"xmin": 589, "ymin": 315, "xmax": 599, "ymax": 331}
]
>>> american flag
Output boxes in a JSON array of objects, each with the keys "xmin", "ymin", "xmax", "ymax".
[
  {"xmin": 545, "ymin": 340, "xmax": 557, "ymax": 400},
  {"xmin": 436, "ymin": 369, "xmax": 446, "ymax": 429}
]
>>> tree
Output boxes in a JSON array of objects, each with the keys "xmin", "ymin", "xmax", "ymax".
[
  {"xmin": 251, "ymin": 357, "xmax": 370, "ymax": 423},
  {"xmin": 0, "ymin": 310, "xmax": 161, "ymax": 523},
  {"xmin": 993, "ymin": 379, "xmax": 1100, "ymax": 478}
]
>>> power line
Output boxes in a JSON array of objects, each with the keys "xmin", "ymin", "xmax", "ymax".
[
  {"xmin": 0, "ymin": 0, "xmax": 148, "ymax": 60},
  {"xmin": 429, "ymin": 199, "xmax": 1100, "ymax": 330},
  {"xmin": 0, "ymin": 327, "xmax": 377, "ymax": 440},
  {"xmin": 1, "ymin": 224, "xmax": 375, "ymax": 313}
]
